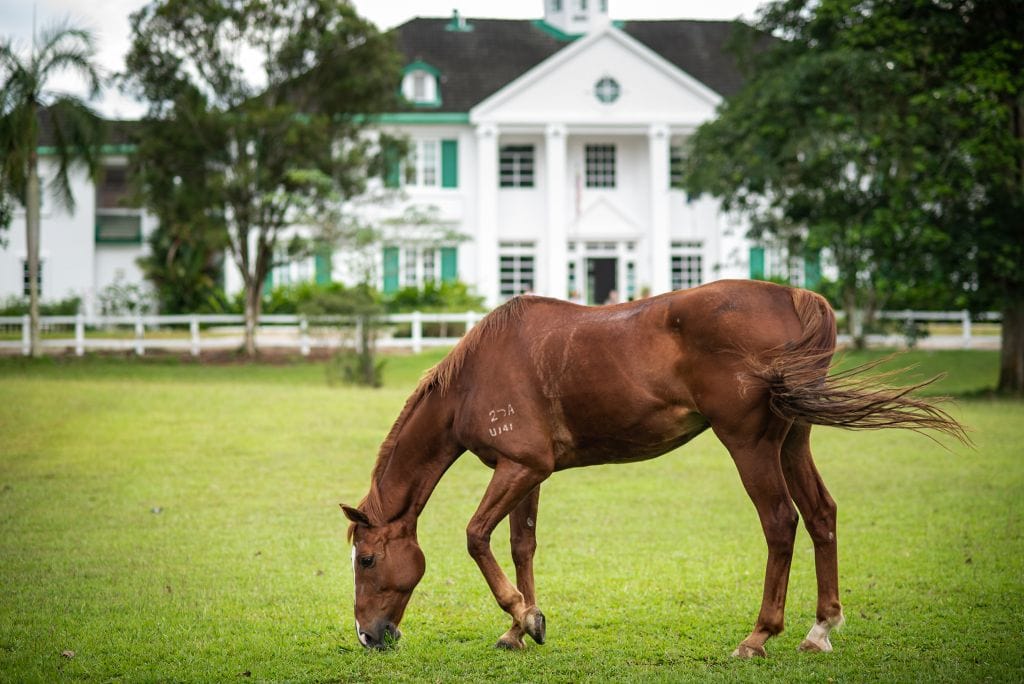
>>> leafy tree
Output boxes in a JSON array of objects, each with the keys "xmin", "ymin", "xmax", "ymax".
[
  {"xmin": 122, "ymin": 0, "xmax": 403, "ymax": 356},
  {"xmin": 683, "ymin": 0, "xmax": 1024, "ymax": 392},
  {"xmin": 0, "ymin": 22, "xmax": 104, "ymax": 356}
]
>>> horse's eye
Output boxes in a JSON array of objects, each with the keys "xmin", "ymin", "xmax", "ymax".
[{"xmin": 359, "ymin": 555, "xmax": 375, "ymax": 569}]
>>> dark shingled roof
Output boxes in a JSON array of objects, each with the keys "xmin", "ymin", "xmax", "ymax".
[
  {"xmin": 392, "ymin": 17, "xmax": 749, "ymax": 112},
  {"xmin": 36, "ymin": 107, "xmax": 141, "ymax": 148}
]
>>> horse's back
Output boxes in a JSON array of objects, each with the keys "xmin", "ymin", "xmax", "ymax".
[{"xmin": 452, "ymin": 281, "xmax": 831, "ymax": 469}]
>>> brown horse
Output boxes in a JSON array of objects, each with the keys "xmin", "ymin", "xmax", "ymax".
[{"xmin": 341, "ymin": 279, "xmax": 965, "ymax": 656}]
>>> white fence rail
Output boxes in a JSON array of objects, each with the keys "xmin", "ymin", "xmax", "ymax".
[
  {"xmin": 0, "ymin": 311, "xmax": 486, "ymax": 357},
  {"xmin": 0, "ymin": 309, "xmax": 1001, "ymax": 357}
]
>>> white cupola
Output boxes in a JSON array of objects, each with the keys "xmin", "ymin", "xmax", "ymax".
[{"xmin": 543, "ymin": 0, "xmax": 610, "ymax": 36}]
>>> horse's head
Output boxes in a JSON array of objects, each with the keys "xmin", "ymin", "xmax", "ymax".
[{"xmin": 341, "ymin": 504, "xmax": 425, "ymax": 649}]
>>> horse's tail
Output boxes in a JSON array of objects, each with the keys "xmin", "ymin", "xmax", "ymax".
[{"xmin": 749, "ymin": 288, "xmax": 969, "ymax": 444}]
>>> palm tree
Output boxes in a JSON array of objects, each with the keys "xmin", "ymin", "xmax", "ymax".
[{"xmin": 0, "ymin": 22, "xmax": 104, "ymax": 356}]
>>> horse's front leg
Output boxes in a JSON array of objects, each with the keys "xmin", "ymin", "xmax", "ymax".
[
  {"xmin": 466, "ymin": 459, "xmax": 550, "ymax": 648},
  {"xmin": 496, "ymin": 485, "xmax": 542, "ymax": 650}
]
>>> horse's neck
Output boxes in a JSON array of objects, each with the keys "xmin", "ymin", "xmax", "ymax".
[{"xmin": 367, "ymin": 390, "xmax": 460, "ymax": 524}]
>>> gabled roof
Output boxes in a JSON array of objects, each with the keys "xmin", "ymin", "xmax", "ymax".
[{"xmin": 392, "ymin": 17, "xmax": 750, "ymax": 113}]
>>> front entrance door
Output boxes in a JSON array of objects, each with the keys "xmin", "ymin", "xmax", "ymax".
[{"xmin": 587, "ymin": 257, "xmax": 618, "ymax": 305}]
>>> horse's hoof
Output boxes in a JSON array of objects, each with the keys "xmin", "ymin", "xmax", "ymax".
[
  {"xmin": 523, "ymin": 608, "xmax": 546, "ymax": 645},
  {"xmin": 495, "ymin": 637, "xmax": 525, "ymax": 650},
  {"xmin": 798, "ymin": 637, "xmax": 832, "ymax": 653},
  {"xmin": 731, "ymin": 642, "xmax": 767, "ymax": 659}
]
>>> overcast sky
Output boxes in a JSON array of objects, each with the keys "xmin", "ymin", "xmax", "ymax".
[{"xmin": 0, "ymin": 0, "xmax": 765, "ymax": 118}]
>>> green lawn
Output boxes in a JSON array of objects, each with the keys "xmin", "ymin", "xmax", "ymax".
[{"xmin": 0, "ymin": 350, "xmax": 1021, "ymax": 682}]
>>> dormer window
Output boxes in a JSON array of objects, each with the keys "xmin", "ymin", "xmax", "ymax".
[{"xmin": 401, "ymin": 60, "xmax": 442, "ymax": 108}]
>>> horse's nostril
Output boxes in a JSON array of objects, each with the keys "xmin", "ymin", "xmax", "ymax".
[{"xmin": 358, "ymin": 630, "xmax": 375, "ymax": 648}]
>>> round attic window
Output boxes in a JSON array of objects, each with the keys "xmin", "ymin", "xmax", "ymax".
[{"xmin": 594, "ymin": 77, "xmax": 620, "ymax": 104}]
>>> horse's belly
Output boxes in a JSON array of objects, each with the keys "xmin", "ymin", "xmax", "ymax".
[{"xmin": 556, "ymin": 407, "xmax": 709, "ymax": 469}]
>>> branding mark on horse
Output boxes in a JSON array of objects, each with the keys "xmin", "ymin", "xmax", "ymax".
[{"xmin": 487, "ymin": 404, "xmax": 516, "ymax": 437}]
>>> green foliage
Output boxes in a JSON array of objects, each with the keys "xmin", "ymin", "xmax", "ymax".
[
  {"xmin": 0, "ymin": 351, "xmax": 1020, "ymax": 681},
  {"xmin": 385, "ymin": 280, "xmax": 486, "ymax": 313},
  {"xmin": 0, "ymin": 294, "xmax": 81, "ymax": 316},
  {"xmin": 122, "ymin": 0, "xmax": 404, "ymax": 354},
  {"xmin": 684, "ymin": 0, "xmax": 1024, "ymax": 384}
]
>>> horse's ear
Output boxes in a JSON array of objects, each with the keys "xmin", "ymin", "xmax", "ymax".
[{"xmin": 341, "ymin": 504, "xmax": 372, "ymax": 527}]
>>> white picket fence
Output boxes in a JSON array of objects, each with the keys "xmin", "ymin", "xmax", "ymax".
[{"xmin": 0, "ymin": 309, "xmax": 1001, "ymax": 357}]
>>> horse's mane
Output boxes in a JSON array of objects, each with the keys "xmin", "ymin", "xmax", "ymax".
[{"xmin": 349, "ymin": 296, "xmax": 530, "ymax": 537}]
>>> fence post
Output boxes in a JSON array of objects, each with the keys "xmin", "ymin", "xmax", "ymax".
[
  {"xmin": 961, "ymin": 309, "xmax": 972, "ymax": 349},
  {"xmin": 134, "ymin": 315, "xmax": 145, "ymax": 356},
  {"xmin": 21, "ymin": 314, "xmax": 30, "ymax": 356},
  {"xmin": 190, "ymin": 316, "xmax": 200, "ymax": 357},
  {"xmin": 75, "ymin": 314, "xmax": 85, "ymax": 356},
  {"xmin": 300, "ymin": 316, "xmax": 310, "ymax": 357},
  {"xmin": 412, "ymin": 311, "xmax": 423, "ymax": 354},
  {"xmin": 464, "ymin": 310, "xmax": 477, "ymax": 335}
]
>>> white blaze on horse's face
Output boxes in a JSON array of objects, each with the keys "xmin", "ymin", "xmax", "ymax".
[{"xmin": 344, "ymin": 509, "xmax": 426, "ymax": 650}]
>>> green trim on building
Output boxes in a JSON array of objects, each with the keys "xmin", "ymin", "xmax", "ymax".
[
  {"xmin": 804, "ymin": 250, "xmax": 822, "ymax": 289},
  {"xmin": 440, "ymin": 247, "xmax": 458, "ymax": 282},
  {"xmin": 441, "ymin": 139, "xmax": 459, "ymax": 188},
  {"xmin": 39, "ymin": 143, "xmax": 137, "ymax": 156},
  {"xmin": 531, "ymin": 18, "xmax": 624, "ymax": 41},
  {"xmin": 94, "ymin": 213, "xmax": 143, "ymax": 245},
  {"xmin": 314, "ymin": 248, "xmax": 333, "ymax": 285},
  {"xmin": 372, "ymin": 112, "xmax": 470, "ymax": 125},
  {"xmin": 382, "ymin": 246, "xmax": 400, "ymax": 294},
  {"xmin": 749, "ymin": 246, "xmax": 765, "ymax": 280},
  {"xmin": 403, "ymin": 60, "xmax": 441, "ymax": 77},
  {"xmin": 532, "ymin": 19, "xmax": 581, "ymax": 41}
]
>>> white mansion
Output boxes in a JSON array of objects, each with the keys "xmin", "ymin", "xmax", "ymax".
[{"xmin": 1, "ymin": 2, "xmax": 818, "ymax": 314}]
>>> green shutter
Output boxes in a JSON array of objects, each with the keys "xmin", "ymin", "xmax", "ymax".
[
  {"xmin": 315, "ymin": 248, "xmax": 332, "ymax": 285},
  {"xmin": 804, "ymin": 250, "xmax": 822, "ymax": 289},
  {"xmin": 441, "ymin": 139, "xmax": 458, "ymax": 188},
  {"xmin": 262, "ymin": 269, "xmax": 273, "ymax": 295},
  {"xmin": 749, "ymin": 247, "xmax": 765, "ymax": 280},
  {"xmin": 384, "ymin": 143, "xmax": 401, "ymax": 189},
  {"xmin": 383, "ymin": 246, "xmax": 400, "ymax": 294},
  {"xmin": 440, "ymin": 247, "xmax": 457, "ymax": 282}
]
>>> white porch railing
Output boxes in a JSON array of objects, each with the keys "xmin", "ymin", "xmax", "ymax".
[{"xmin": 0, "ymin": 309, "xmax": 1001, "ymax": 357}]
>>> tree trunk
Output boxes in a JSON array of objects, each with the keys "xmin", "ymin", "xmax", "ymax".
[
  {"xmin": 998, "ymin": 295, "xmax": 1024, "ymax": 395},
  {"xmin": 26, "ymin": 146, "xmax": 41, "ymax": 358},
  {"xmin": 243, "ymin": 283, "xmax": 260, "ymax": 358},
  {"xmin": 842, "ymin": 288, "xmax": 866, "ymax": 350}
]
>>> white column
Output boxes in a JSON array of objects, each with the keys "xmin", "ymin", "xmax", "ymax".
[
  {"xmin": 475, "ymin": 123, "xmax": 500, "ymax": 306},
  {"xmin": 648, "ymin": 124, "xmax": 672, "ymax": 295},
  {"xmin": 545, "ymin": 123, "xmax": 568, "ymax": 299}
]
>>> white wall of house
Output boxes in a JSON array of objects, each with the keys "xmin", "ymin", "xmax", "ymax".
[{"xmin": 0, "ymin": 157, "xmax": 153, "ymax": 316}]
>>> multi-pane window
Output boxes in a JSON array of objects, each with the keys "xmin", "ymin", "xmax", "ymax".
[
  {"xmin": 585, "ymin": 144, "xmax": 616, "ymax": 188},
  {"xmin": 22, "ymin": 260, "xmax": 42, "ymax": 297},
  {"xmin": 405, "ymin": 140, "xmax": 440, "ymax": 187},
  {"xmin": 671, "ymin": 241, "xmax": 703, "ymax": 290},
  {"xmin": 499, "ymin": 241, "xmax": 535, "ymax": 297},
  {"xmin": 95, "ymin": 164, "xmax": 142, "ymax": 243},
  {"xmin": 670, "ymin": 144, "xmax": 686, "ymax": 188},
  {"xmin": 499, "ymin": 145, "xmax": 535, "ymax": 188}
]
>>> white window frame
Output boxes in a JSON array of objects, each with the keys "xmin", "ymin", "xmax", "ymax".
[
  {"xmin": 498, "ymin": 241, "xmax": 536, "ymax": 298},
  {"xmin": 584, "ymin": 144, "xmax": 616, "ymax": 188},
  {"xmin": 499, "ymin": 145, "xmax": 535, "ymax": 188},
  {"xmin": 404, "ymin": 139, "xmax": 441, "ymax": 188},
  {"xmin": 671, "ymin": 241, "xmax": 703, "ymax": 290}
]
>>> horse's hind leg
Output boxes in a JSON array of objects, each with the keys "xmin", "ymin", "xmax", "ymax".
[
  {"xmin": 781, "ymin": 423, "xmax": 845, "ymax": 652},
  {"xmin": 713, "ymin": 416, "xmax": 798, "ymax": 658},
  {"xmin": 496, "ymin": 485, "xmax": 542, "ymax": 650}
]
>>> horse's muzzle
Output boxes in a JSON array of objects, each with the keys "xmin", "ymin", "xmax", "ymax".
[{"xmin": 358, "ymin": 622, "xmax": 401, "ymax": 650}]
